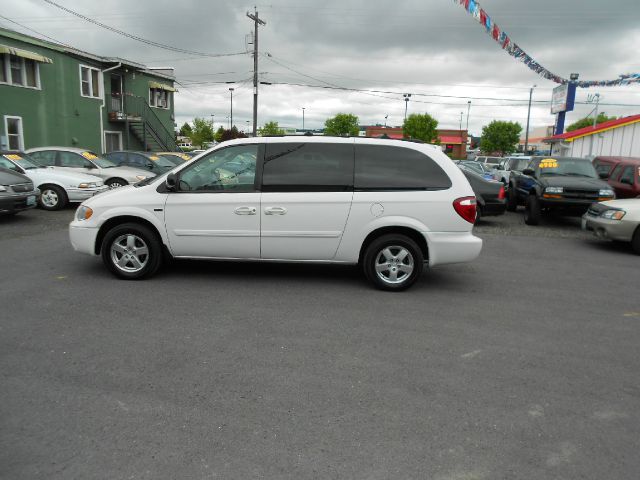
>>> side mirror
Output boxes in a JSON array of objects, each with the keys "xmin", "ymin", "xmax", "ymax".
[
  {"xmin": 146, "ymin": 162, "xmax": 154, "ymax": 170},
  {"xmin": 165, "ymin": 172, "xmax": 177, "ymax": 191},
  {"xmin": 598, "ymin": 172, "xmax": 609, "ymax": 180},
  {"xmin": 621, "ymin": 177, "xmax": 632, "ymax": 185},
  {"xmin": 522, "ymin": 168, "xmax": 535, "ymax": 177}
]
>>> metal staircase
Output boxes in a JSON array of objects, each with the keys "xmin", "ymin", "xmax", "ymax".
[{"xmin": 109, "ymin": 93, "xmax": 178, "ymax": 152}]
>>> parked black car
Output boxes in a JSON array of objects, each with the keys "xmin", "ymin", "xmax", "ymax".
[
  {"xmin": 459, "ymin": 168, "xmax": 506, "ymax": 221},
  {"xmin": 103, "ymin": 151, "xmax": 175, "ymax": 176},
  {"xmin": 507, "ymin": 156, "xmax": 615, "ymax": 225},
  {"xmin": 0, "ymin": 166, "xmax": 39, "ymax": 216}
]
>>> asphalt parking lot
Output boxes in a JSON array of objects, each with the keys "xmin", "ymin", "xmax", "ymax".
[{"xmin": 1, "ymin": 208, "xmax": 639, "ymax": 479}]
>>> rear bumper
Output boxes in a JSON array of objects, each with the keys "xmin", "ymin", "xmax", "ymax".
[
  {"xmin": 69, "ymin": 223, "xmax": 99, "ymax": 255},
  {"xmin": 423, "ymin": 231, "xmax": 483, "ymax": 267},
  {"xmin": 480, "ymin": 199, "xmax": 506, "ymax": 217}
]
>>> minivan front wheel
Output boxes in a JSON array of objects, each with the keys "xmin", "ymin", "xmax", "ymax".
[
  {"xmin": 363, "ymin": 234, "xmax": 424, "ymax": 291},
  {"xmin": 101, "ymin": 223, "xmax": 162, "ymax": 279}
]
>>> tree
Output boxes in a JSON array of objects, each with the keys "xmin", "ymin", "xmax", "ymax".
[
  {"xmin": 259, "ymin": 121, "xmax": 284, "ymax": 136},
  {"xmin": 188, "ymin": 117, "xmax": 214, "ymax": 148},
  {"xmin": 566, "ymin": 113, "xmax": 617, "ymax": 132},
  {"xmin": 179, "ymin": 122, "xmax": 192, "ymax": 137},
  {"xmin": 402, "ymin": 113, "xmax": 439, "ymax": 143},
  {"xmin": 480, "ymin": 120, "xmax": 522, "ymax": 156},
  {"xmin": 214, "ymin": 126, "xmax": 225, "ymax": 143},
  {"xmin": 324, "ymin": 113, "xmax": 359, "ymax": 136},
  {"xmin": 219, "ymin": 126, "xmax": 247, "ymax": 143}
]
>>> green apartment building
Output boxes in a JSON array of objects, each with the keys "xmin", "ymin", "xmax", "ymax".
[{"xmin": 0, "ymin": 27, "xmax": 178, "ymax": 154}]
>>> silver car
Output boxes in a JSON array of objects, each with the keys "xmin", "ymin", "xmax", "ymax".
[
  {"xmin": 26, "ymin": 146, "xmax": 154, "ymax": 188},
  {"xmin": 582, "ymin": 198, "xmax": 640, "ymax": 254}
]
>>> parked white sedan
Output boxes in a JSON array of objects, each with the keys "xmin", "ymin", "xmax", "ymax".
[
  {"xmin": 582, "ymin": 198, "xmax": 640, "ymax": 254},
  {"xmin": 26, "ymin": 147, "xmax": 154, "ymax": 188},
  {"xmin": 0, "ymin": 152, "xmax": 107, "ymax": 210}
]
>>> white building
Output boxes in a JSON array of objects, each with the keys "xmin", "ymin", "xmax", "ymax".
[{"xmin": 545, "ymin": 114, "xmax": 640, "ymax": 158}]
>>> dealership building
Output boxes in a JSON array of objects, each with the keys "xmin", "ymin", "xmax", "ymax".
[
  {"xmin": 545, "ymin": 114, "xmax": 640, "ymax": 158},
  {"xmin": 365, "ymin": 126, "xmax": 468, "ymax": 159}
]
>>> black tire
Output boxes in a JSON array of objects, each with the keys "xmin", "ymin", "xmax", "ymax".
[
  {"xmin": 632, "ymin": 227, "xmax": 640, "ymax": 255},
  {"xmin": 106, "ymin": 178, "xmax": 128, "ymax": 189},
  {"xmin": 101, "ymin": 223, "xmax": 162, "ymax": 279},
  {"xmin": 39, "ymin": 185, "xmax": 68, "ymax": 211},
  {"xmin": 506, "ymin": 184, "xmax": 518, "ymax": 212},
  {"xmin": 524, "ymin": 194, "xmax": 541, "ymax": 226},
  {"xmin": 362, "ymin": 234, "xmax": 424, "ymax": 291}
]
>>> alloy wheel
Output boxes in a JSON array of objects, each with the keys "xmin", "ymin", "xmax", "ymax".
[
  {"xmin": 110, "ymin": 234, "xmax": 149, "ymax": 273},
  {"xmin": 374, "ymin": 246, "xmax": 414, "ymax": 285}
]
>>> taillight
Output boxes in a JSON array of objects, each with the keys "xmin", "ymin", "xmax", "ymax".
[
  {"xmin": 453, "ymin": 196, "xmax": 477, "ymax": 224},
  {"xmin": 498, "ymin": 185, "xmax": 505, "ymax": 200}
]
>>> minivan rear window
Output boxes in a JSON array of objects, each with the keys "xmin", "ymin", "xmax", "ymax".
[
  {"xmin": 354, "ymin": 145, "xmax": 452, "ymax": 190},
  {"xmin": 263, "ymin": 143, "xmax": 354, "ymax": 192}
]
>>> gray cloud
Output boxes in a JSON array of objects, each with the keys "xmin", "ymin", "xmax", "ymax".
[{"xmin": 2, "ymin": 0, "xmax": 639, "ymax": 135}]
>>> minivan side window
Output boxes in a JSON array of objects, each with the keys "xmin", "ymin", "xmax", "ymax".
[
  {"xmin": 178, "ymin": 144, "xmax": 258, "ymax": 192},
  {"xmin": 354, "ymin": 145, "xmax": 452, "ymax": 190},
  {"xmin": 262, "ymin": 143, "xmax": 353, "ymax": 192}
]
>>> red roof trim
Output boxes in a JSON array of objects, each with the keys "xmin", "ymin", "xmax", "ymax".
[{"xmin": 545, "ymin": 114, "xmax": 640, "ymax": 141}]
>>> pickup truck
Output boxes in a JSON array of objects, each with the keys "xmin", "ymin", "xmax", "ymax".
[{"xmin": 506, "ymin": 156, "xmax": 615, "ymax": 225}]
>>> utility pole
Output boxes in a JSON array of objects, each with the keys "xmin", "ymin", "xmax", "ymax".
[
  {"xmin": 459, "ymin": 112, "xmax": 463, "ymax": 131},
  {"xmin": 302, "ymin": 107, "xmax": 305, "ymax": 131},
  {"xmin": 247, "ymin": 8, "xmax": 266, "ymax": 137},
  {"xmin": 524, "ymin": 84, "xmax": 536, "ymax": 154}
]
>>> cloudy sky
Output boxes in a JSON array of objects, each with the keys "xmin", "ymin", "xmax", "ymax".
[{"xmin": 2, "ymin": 0, "xmax": 639, "ymax": 136}]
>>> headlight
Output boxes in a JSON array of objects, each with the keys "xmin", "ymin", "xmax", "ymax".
[
  {"xmin": 545, "ymin": 187, "xmax": 563, "ymax": 194},
  {"xmin": 75, "ymin": 205, "xmax": 93, "ymax": 221},
  {"xmin": 78, "ymin": 182, "xmax": 97, "ymax": 189},
  {"xmin": 135, "ymin": 175, "xmax": 147, "ymax": 181},
  {"xmin": 0, "ymin": 185, "xmax": 6, "ymax": 192},
  {"xmin": 598, "ymin": 189, "xmax": 614, "ymax": 197},
  {"xmin": 601, "ymin": 209, "xmax": 625, "ymax": 220}
]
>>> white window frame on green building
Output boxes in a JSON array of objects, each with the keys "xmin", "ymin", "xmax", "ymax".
[
  {"xmin": 0, "ymin": 53, "xmax": 41, "ymax": 89},
  {"xmin": 4, "ymin": 115, "xmax": 24, "ymax": 151},
  {"xmin": 79, "ymin": 64, "xmax": 101, "ymax": 99}
]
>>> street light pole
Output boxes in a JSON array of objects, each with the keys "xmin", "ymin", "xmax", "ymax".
[
  {"xmin": 459, "ymin": 112, "xmax": 463, "ymax": 131},
  {"xmin": 403, "ymin": 94, "xmax": 411, "ymax": 121},
  {"xmin": 466, "ymin": 101, "xmax": 471, "ymax": 131},
  {"xmin": 384, "ymin": 114, "xmax": 388, "ymax": 128},
  {"xmin": 588, "ymin": 93, "xmax": 601, "ymax": 157},
  {"xmin": 524, "ymin": 84, "xmax": 536, "ymax": 153},
  {"xmin": 229, "ymin": 87, "xmax": 234, "ymax": 130},
  {"xmin": 210, "ymin": 114, "xmax": 215, "ymax": 130},
  {"xmin": 302, "ymin": 107, "xmax": 305, "ymax": 131}
]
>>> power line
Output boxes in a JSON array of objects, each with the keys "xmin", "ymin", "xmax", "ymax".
[
  {"xmin": 42, "ymin": 0, "xmax": 248, "ymax": 58},
  {"xmin": 0, "ymin": 13, "xmax": 72, "ymax": 47}
]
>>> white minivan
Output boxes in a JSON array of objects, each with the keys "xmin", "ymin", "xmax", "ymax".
[{"xmin": 69, "ymin": 137, "xmax": 482, "ymax": 290}]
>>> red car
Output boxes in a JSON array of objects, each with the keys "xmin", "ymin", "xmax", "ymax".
[{"xmin": 593, "ymin": 156, "xmax": 640, "ymax": 198}]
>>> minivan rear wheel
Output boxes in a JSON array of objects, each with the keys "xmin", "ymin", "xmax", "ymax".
[
  {"xmin": 363, "ymin": 234, "xmax": 424, "ymax": 291},
  {"xmin": 101, "ymin": 223, "xmax": 162, "ymax": 279}
]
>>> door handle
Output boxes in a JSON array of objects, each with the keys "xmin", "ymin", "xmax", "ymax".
[
  {"xmin": 264, "ymin": 206, "xmax": 287, "ymax": 215},
  {"xmin": 234, "ymin": 206, "xmax": 257, "ymax": 215}
]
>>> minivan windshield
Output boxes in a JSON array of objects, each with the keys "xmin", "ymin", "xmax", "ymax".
[{"xmin": 538, "ymin": 158, "xmax": 597, "ymax": 178}]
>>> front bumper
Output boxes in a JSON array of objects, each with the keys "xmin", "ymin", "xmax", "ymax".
[
  {"xmin": 0, "ymin": 190, "xmax": 39, "ymax": 214},
  {"xmin": 540, "ymin": 196, "xmax": 615, "ymax": 212},
  {"xmin": 67, "ymin": 185, "xmax": 109, "ymax": 202},
  {"xmin": 581, "ymin": 214, "xmax": 636, "ymax": 242},
  {"xmin": 69, "ymin": 223, "xmax": 100, "ymax": 255},
  {"xmin": 423, "ymin": 231, "xmax": 483, "ymax": 267}
]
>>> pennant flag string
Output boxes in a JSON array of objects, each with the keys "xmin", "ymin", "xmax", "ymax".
[{"xmin": 453, "ymin": 0, "xmax": 640, "ymax": 88}]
